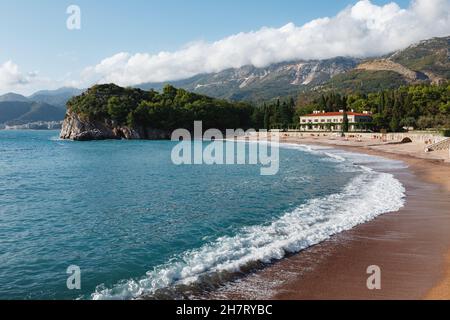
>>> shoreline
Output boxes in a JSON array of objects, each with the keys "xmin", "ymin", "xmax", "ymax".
[{"xmin": 211, "ymin": 135, "xmax": 450, "ymax": 300}]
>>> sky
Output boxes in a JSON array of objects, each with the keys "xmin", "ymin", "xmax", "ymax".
[{"xmin": 0, "ymin": 0, "xmax": 448, "ymax": 95}]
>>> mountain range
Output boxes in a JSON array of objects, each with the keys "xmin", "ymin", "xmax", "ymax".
[
  {"xmin": 137, "ymin": 36, "xmax": 449, "ymax": 101},
  {"xmin": 0, "ymin": 36, "xmax": 448, "ymax": 126},
  {"xmin": 137, "ymin": 57, "xmax": 359, "ymax": 101},
  {"xmin": 0, "ymin": 101, "xmax": 66, "ymax": 125},
  {"xmin": 0, "ymin": 87, "xmax": 82, "ymax": 126}
]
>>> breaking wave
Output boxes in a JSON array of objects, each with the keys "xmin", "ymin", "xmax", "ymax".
[{"xmin": 91, "ymin": 144, "xmax": 406, "ymax": 300}]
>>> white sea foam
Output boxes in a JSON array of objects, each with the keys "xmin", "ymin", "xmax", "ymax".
[{"xmin": 91, "ymin": 144, "xmax": 406, "ymax": 300}]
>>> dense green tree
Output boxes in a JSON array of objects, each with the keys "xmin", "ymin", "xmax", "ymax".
[
  {"xmin": 342, "ymin": 110, "xmax": 349, "ymax": 133},
  {"xmin": 294, "ymin": 82, "xmax": 449, "ymax": 132},
  {"xmin": 372, "ymin": 114, "xmax": 389, "ymax": 130},
  {"xmin": 390, "ymin": 115, "xmax": 401, "ymax": 132},
  {"xmin": 163, "ymin": 84, "xmax": 177, "ymax": 101},
  {"xmin": 68, "ymin": 84, "xmax": 255, "ymax": 133},
  {"xmin": 263, "ymin": 104, "xmax": 270, "ymax": 130},
  {"xmin": 107, "ymin": 96, "xmax": 128, "ymax": 123},
  {"xmin": 68, "ymin": 82, "xmax": 449, "ymax": 134},
  {"xmin": 251, "ymin": 106, "xmax": 265, "ymax": 130},
  {"xmin": 400, "ymin": 117, "xmax": 416, "ymax": 129},
  {"xmin": 440, "ymin": 101, "xmax": 450, "ymax": 115}
]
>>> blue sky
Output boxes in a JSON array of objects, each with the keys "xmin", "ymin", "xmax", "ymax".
[{"xmin": 1, "ymin": 0, "xmax": 446, "ymax": 95}]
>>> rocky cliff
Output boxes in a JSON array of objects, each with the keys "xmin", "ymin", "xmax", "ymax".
[
  {"xmin": 137, "ymin": 57, "xmax": 359, "ymax": 101},
  {"xmin": 60, "ymin": 110, "xmax": 170, "ymax": 141},
  {"xmin": 356, "ymin": 59, "xmax": 425, "ymax": 82}
]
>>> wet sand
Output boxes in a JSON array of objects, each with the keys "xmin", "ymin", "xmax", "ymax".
[{"xmin": 214, "ymin": 135, "xmax": 450, "ymax": 300}]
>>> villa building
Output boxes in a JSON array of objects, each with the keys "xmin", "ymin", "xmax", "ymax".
[{"xmin": 299, "ymin": 110, "xmax": 373, "ymax": 132}]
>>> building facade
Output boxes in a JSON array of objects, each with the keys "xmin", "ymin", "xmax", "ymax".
[{"xmin": 299, "ymin": 110, "xmax": 373, "ymax": 132}]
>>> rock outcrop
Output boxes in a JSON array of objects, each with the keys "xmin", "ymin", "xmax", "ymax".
[
  {"xmin": 60, "ymin": 111, "xmax": 170, "ymax": 141},
  {"xmin": 356, "ymin": 59, "xmax": 427, "ymax": 82}
]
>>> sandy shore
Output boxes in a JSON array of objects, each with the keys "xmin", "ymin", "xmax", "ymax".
[{"xmin": 212, "ymin": 134, "xmax": 450, "ymax": 300}]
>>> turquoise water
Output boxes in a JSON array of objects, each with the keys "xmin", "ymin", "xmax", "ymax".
[{"xmin": 0, "ymin": 130, "xmax": 405, "ymax": 300}]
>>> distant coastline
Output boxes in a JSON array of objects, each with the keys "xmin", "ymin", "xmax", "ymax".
[{"xmin": 0, "ymin": 121, "xmax": 62, "ymax": 131}]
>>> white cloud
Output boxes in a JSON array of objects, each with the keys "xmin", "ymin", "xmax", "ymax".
[
  {"xmin": 0, "ymin": 61, "xmax": 73, "ymax": 96},
  {"xmin": 2, "ymin": 0, "xmax": 449, "ymax": 95},
  {"xmin": 0, "ymin": 61, "xmax": 58, "ymax": 95},
  {"xmin": 82, "ymin": 0, "xmax": 450, "ymax": 87},
  {"xmin": 0, "ymin": 61, "xmax": 34, "ymax": 90}
]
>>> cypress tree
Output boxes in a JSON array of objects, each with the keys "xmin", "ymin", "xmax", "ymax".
[{"xmin": 343, "ymin": 109, "xmax": 349, "ymax": 133}]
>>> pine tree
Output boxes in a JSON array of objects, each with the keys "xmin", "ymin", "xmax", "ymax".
[
  {"xmin": 319, "ymin": 95, "xmax": 327, "ymax": 111},
  {"xmin": 390, "ymin": 114, "xmax": 401, "ymax": 132}
]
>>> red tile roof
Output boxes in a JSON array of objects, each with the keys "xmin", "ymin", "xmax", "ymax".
[{"xmin": 303, "ymin": 112, "xmax": 372, "ymax": 117}]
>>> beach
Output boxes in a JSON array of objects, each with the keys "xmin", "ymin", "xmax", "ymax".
[{"xmin": 214, "ymin": 133, "xmax": 450, "ymax": 300}]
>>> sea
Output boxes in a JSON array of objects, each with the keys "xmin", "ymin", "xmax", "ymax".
[{"xmin": 0, "ymin": 130, "xmax": 406, "ymax": 300}]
